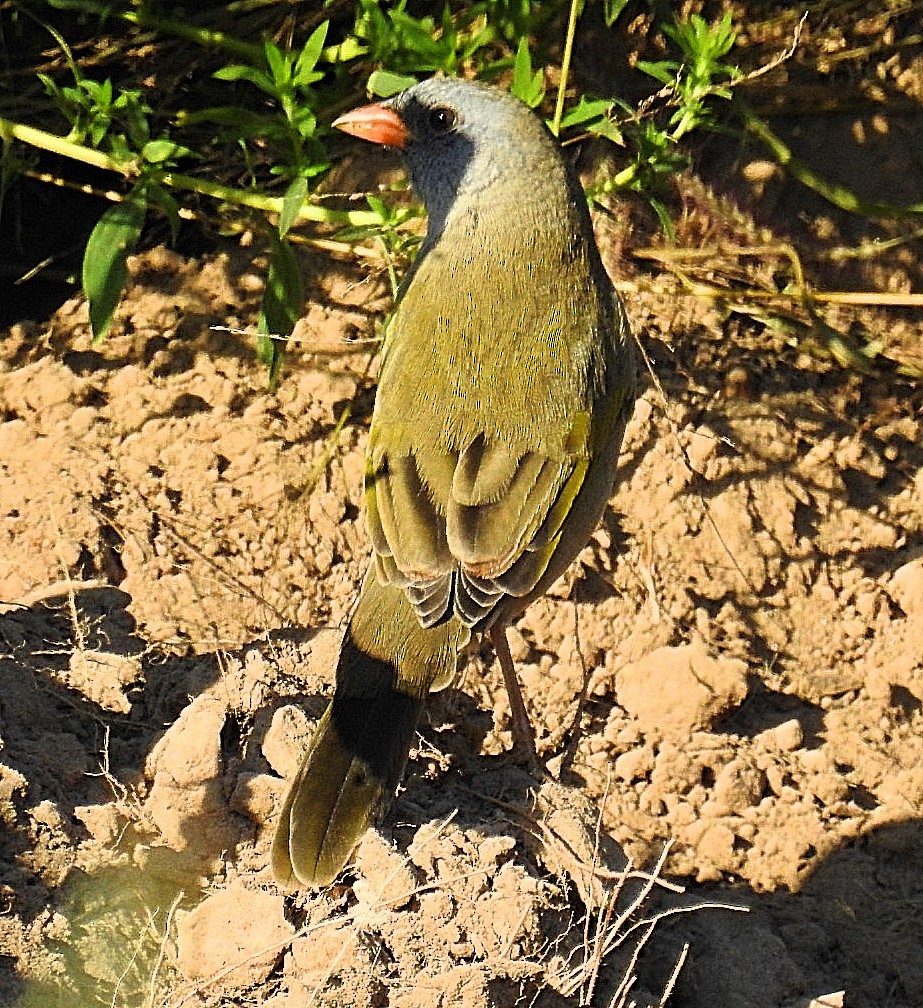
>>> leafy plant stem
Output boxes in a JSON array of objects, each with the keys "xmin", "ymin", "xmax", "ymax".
[
  {"xmin": 0, "ymin": 115, "xmax": 382, "ymax": 228},
  {"xmin": 1, "ymin": 115, "xmax": 118, "ymax": 172},
  {"xmin": 122, "ymin": 9, "xmax": 263, "ymax": 63},
  {"xmin": 739, "ymin": 101, "xmax": 923, "ymax": 220}
]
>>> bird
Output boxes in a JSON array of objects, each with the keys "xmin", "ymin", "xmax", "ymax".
[{"xmin": 271, "ymin": 76, "xmax": 636, "ymax": 888}]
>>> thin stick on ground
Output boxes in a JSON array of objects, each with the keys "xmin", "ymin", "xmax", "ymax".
[{"xmin": 554, "ymin": 841, "xmax": 746, "ymax": 1002}]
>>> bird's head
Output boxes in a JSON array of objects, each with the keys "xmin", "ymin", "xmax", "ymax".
[{"xmin": 334, "ymin": 77, "xmax": 562, "ymax": 235}]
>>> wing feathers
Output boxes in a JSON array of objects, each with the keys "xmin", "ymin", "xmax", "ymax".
[{"xmin": 369, "ymin": 436, "xmax": 587, "ymax": 629}]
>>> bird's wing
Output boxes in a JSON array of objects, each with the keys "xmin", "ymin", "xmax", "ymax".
[{"xmin": 365, "ymin": 421, "xmax": 591, "ymax": 630}]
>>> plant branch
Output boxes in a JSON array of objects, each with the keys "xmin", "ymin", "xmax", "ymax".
[
  {"xmin": 122, "ymin": 9, "xmax": 263, "ymax": 62},
  {"xmin": 0, "ymin": 115, "xmax": 382, "ymax": 228}
]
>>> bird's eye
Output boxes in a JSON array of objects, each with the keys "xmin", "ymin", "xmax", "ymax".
[{"xmin": 428, "ymin": 106, "xmax": 457, "ymax": 132}]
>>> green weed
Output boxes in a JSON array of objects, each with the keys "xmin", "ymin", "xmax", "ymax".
[{"xmin": 11, "ymin": 1, "xmax": 891, "ymax": 381}]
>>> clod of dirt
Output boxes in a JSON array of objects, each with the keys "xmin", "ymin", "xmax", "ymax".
[
  {"xmin": 65, "ymin": 649, "xmax": 141, "ymax": 713},
  {"xmin": 890, "ymin": 557, "xmax": 923, "ymax": 616},
  {"xmin": 263, "ymin": 704, "xmax": 318, "ymax": 780},
  {"xmin": 175, "ymin": 881, "xmax": 294, "ymax": 987},
  {"xmin": 353, "ymin": 830, "xmax": 418, "ymax": 911},
  {"xmin": 142, "ymin": 692, "xmax": 234, "ymax": 862},
  {"xmin": 615, "ymin": 637, "xmax": 749, "ymax": 736}
]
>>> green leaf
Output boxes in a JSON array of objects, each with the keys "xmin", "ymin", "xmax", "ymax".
[
  {"xmin": 37, "ymin": 72, "xmax": 64, "ymax": 104},
  {"xmin": 82, "ymin": 186, "xmax": 147, "ymax": 342},
  {"xmin": 280, "ymin": 177, "xmax": 308, "ymax": 237},
  {"xmin": 46, "ymin": 0, "xmax": 113, "ymax": 13},
  {"xmin": 367, "ymin": 69, "xmax": 418, "ymax": 97},
  {"xmin": 324, "ymin": 37, "xmax": 367, "ymax": 63},
  {"xmin": 635, "ymin": 59, "xmax": 677, "ymax": 86},
  {"xmin": 214, "ymin": 64, "xmax": 274, "ymax": 96},
  {"xmin": 148, "ymin": 183, "xmax": 181, "ymax": 244},
  {"xmin": 141, "ymin": 138, "xmax": 192, "ymax": 164},
  {"xmin": 293, "ymin": 21, "xmax": 328, "ymax": 87},
  {"xmin": 82, "ymin": 78, "xmax": 113, "ymax": 107},
  {"xmin": 602, "ymin": 0, "xmax": 630, "ymax": 27},
  {"xmin": 588, "ymin": 118, "xmax": 624, "ymax": 145},
  {"xmin": 213, "ymin": 63, "xmax": 251, "ymax": 81},
  {"xmin": 258, "ymin": 232, "xmax": 303, "ymax": 387},
  {"xmin": 558, "ymin": 96, "xmax": 615, "ymax": 129},
  {"xmin": 108, "ymin": 134, "xmax": 132, "ymax": 163},
  {"xmin": 264, "ymin": 39, "xmax": 288, "ymax": 89},
  {"xmin": 510, "ymin": 38, "xmax": 544, "ymax": 108}
]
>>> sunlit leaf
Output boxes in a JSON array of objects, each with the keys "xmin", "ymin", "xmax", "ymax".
[
  {"xmin": 293, "ymin": 22, "xmax": 329, "ymax": 87},
  {"xmin": 141, "ymin": 139, "xmax": 193, "ymax": 164},
  {"xmin": 258, "ymin": 232, "xmax": 303, "ymax": 387},
  {"xmin": 367, "ymin": 70, "xmax": 418, "ymax": 97},
  {"xmin": 83, "ymin": 185, "xmax": 147, "ymax": 342},
  {"xmin": 280, "ymin": 177, "xmax": 308, "ymax": 237},
  {"xmin": 510, "ymin": 38, "xmax": 544, "ymax": 108}
]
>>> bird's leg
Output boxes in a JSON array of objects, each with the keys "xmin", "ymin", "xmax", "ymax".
[{"xmin": 489, "ymin": 624, "xmax": 544, "ymax": 772}]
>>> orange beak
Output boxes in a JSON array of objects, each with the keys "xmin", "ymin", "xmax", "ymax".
[{"xmin": 332, "ymin": 103, "xmax": 410, "ymax": 148}]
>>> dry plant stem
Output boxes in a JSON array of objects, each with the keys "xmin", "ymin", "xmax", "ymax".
[
  {"xmin": 602, "ymin": 276, "xmax": 923, "ymax": 311},
  {"xmin": 556, "ymin": 599, "xmax": 594, "ymax": 772},
  {"xmin": 109, "ymin": 907, "xmax": 157, "ymax": 1008},
  {"xmin": 658, "ymin": 943, "xmax": 690, "ymax": 1006},
  {"xmin": 145, "ymin": 891, "xmax": 185, "ymax": 1008},
  {"xmin": 552, "ymin": 0, "xmax": 582, "ymax": 137},
  {"xmin": 826, "ymin": 225, "xmax": 923, "ymax": 261},
  {"xmin": 631, "ymin": 337, "xmax": 756, "ymax": 593},
  {"xmin": 633, "ymin": 245, "xmax": 923, "ymax": 308},
  {"xmin": 805, "ymin": 290, "xmax": 923, "ymax": 307},
  {"xmin": 298, "ymin": 345, "xmax": 379, "ymax": 499},
  {"xmin": 562, "ymin": 841, "xmax": 747, "ymax": 999},
  {"xmin": 489, "ymin": 624, "xmax": 541, "ymax": 767},
  {"xmin": 0, "ymin": 578, "xmax": 109, "ymax": 613},
  {"xmin": 562, "ymin": 843, "xmax": 669, "ymax": 999},
  {"xmin": 13, "ymin": 170, "xmax": 388, "ymax": 258},
  {"xmin": 474, "ymin": 789, "xmax": 686, "ymax": 893},
  {"xmin": 48, "ymin": 504, "xmax": 89, "ymax": 653}
]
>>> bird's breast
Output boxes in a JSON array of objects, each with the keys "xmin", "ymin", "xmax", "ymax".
[{"xmin": 374, "ymin": 211, "xmax": 605, "ymax": 456}]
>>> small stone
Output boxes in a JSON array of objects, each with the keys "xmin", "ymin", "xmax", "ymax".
[
  {"xmin": 229, "ymin": 772, "xmax": 285, "ymax": 823},
  {"xmin": 290, "ymin": 921, "xmax": 356, "ymax": 980},
  {"xmin": 688, "ymin": 819, "xmax": 737, "ymax": 875},
  {"xmin": 505, "ymin": 625, "xmax": 531, "ymax": 663},
  {"xmin": 142, "ymin": 694, "xmax": 233, "ymax": 858},
  {"xmin": 73, "ymin": 804, "xmax": 123, "ymax": 845},
  {"xmin": 614, "ymin": 745, "xmax": 655, "ymax": 782},
  {"xmin": 392, "ymin": 965, "xmax": 490, "ymax": 1007},
  {"xmin": 66, "ymin": 651, "xmax": 141, "ymax": 714},
  {"xmin": 765, "ymin": 719, "xmax": 804, "ymax": 752},
  {"xmin": 713, "ymin": 759, "xmax": 766, "ymax": 812},
  {"xmin": 685, "ymin": 425, "xmax": 719, "ymax": 473},
  {"xmin": 147, "ymin": 694, "xmax": 226, "ymax": 786}
]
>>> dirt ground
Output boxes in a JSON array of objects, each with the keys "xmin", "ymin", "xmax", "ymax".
[{"xmin": 2, "ymin": 12, "xmax": 923, "ymax": 1008}]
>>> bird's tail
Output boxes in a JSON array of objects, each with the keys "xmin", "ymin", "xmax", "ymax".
[{"xmin": 272, "ymin": 565, "xmax": 469, "ymax": 887}]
